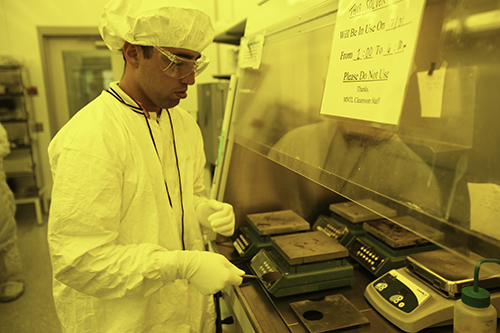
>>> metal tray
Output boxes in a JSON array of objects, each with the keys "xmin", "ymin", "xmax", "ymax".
[
  {"xmin": 290, "ymin": 294, "xmax": 370, "ymax": 333},
  {"xmin": 406, "ymin": 249, "xmax": 500, "ymax": 298},
  {"xmin": 271, "ymin": 230, "xmax": 348, "ymax": 265},
  {"xmin": 363, "ymin": 219, "xmax": 429, "ymax": 249},
  {"xmin": 246, "ymin": 210, "xmax": 310, "ymax": 236},
  {"xmin": 329, "ymin": 199, "xmax": 397, "ymax": 223}
]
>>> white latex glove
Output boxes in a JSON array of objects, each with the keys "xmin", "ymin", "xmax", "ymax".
[
  {"xmin": 177, "ymin": 251, "xmax": 244, "ymax": 296},
  {"xmin": 196, "ymin": 199, "xmax": 236, "ymax": 237}
]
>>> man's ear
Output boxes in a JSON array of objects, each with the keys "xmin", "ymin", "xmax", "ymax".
[{"xmin": 122, "ymin": 42, "xmax": 141, "ymax": 68}]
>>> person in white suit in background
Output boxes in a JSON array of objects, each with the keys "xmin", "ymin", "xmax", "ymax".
[{"xmin": 0, "ymin": 123, "xmax": 24, "ymax": 303}]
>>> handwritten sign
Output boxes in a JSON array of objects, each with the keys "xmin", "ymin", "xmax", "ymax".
[
  {"xmin": 417, "ymin": 61, "xmax": 448, "ymax": 118},
  {"xmin": 321, "ymin": 0, "xmax": 426, "ymax": 125},
  {"xmin": 417, "ymin": 64, "xmax": 447, "ymax": 118},
  {"xmin": 468, "ymin": 183, "xmax": 500, "ymax": 242},
  {"xmin": 240, "ymin": 34, "xmax": 264, "ymax": 69}
]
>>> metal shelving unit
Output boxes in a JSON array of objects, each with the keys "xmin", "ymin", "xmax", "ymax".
[{"xmin": 0, "ymin": 62, "xmax": 44, "ymax": 225}]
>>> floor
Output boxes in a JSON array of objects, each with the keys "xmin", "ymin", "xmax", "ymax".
[
  {"xmin": 0, "ymin": 167, "xmax": 238, "ymax": 333},
  {"xmin": 0, "ymin": 204, "xmax": 61, "ymax": 333}
]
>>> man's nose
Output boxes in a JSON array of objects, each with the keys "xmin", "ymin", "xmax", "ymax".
[{"xmin": 181, "ymin": 71, "xmax": 196, "ymax": 85}]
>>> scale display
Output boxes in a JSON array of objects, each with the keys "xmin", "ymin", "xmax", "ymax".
[{"xmin": 370, "ymin": 269, "xmax": 430, "ymax": 314}]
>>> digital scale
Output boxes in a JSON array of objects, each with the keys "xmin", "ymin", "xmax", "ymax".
[
  {"xmin": 315, "ymin": 201, "xmax": 440, "ymax": 277},
  {"xmin": 232, "ymin": 210, "xmax": 310, "ymax": 257},
  {"xmin": 249, "ymin": 230, "xmax": 354, "ymax": 297},
  {"xmin": 365, "ymin": 249, "xmax": 500, "ymax": 332}
]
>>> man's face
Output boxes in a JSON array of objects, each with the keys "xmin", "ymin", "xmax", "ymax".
[{"xmin": 136, "ymin": 47, "xmax": 200, "ymax": 110}]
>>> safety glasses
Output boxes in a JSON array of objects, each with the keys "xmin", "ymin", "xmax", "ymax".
[{"xmin": 155, "ymin": 46, "xmax": 210, "ymax": 79}]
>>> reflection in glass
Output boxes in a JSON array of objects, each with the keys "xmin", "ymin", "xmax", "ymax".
[
  {"xmin": 230, "ymin": 0, "xmax": 500, "ymax": 259},
  {"xmin": 268, "ymin": 120, "xmax": 442, "ymax": 216},
  {"xmin": 63, "ymin": 51, "xmax": 113, "ymax": 118}
]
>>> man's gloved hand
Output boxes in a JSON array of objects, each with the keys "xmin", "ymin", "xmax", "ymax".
[
  {"xmin": 177, "ymin": 251, "xmax": 244, "ymax": 296},
  {"xmin": 196, "ymin": 199, "xmax": 236, "ymax": 237}
]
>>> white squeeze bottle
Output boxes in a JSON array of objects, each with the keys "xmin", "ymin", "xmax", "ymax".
[{"xmin": 454, "ymin": 258, "xmax": 500, "ymax": 333}]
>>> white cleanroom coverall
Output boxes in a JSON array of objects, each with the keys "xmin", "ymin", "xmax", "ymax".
[
  {"xmin": 0, "ymin": 123, "xmax": 16, "ymax": 252},
  {"xmin": 0, "ymin": 123, "xmax": 22, "ymax": 285},
  {"xmin": 48, "ymin": 82, "xmax": 215, "ymax": 332}
]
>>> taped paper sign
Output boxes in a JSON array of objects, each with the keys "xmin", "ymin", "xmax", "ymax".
[{"xmin": 321, "ymin": 0, "xmax": 426, "ymax": 125}]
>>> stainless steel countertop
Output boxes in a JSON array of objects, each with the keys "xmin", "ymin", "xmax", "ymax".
[{"xmin": 214, "ymin": 240, "xmax": 500, "ymax": 333}]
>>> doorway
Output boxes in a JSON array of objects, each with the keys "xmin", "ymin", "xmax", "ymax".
[{"xmin": 40, "ymin": 28, "xmax": 123, "ymax": 137}]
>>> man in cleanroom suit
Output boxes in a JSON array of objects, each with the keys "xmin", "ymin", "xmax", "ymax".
[
  {"xmin": 47, "ymin": 0, "xmax": 244, "ymax": 332},
  {"xmin": 0, "ymin": 123, "xmax": 24, "ymax": 302}
]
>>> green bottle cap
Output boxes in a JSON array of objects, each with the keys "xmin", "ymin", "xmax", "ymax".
[
  {"xmin": 461, "ymin": 285, "xmax": 491, "ymax": 308},
  {"xmin": 462, "ymin": 258, "xmax": 500, "ymax": 308}
]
